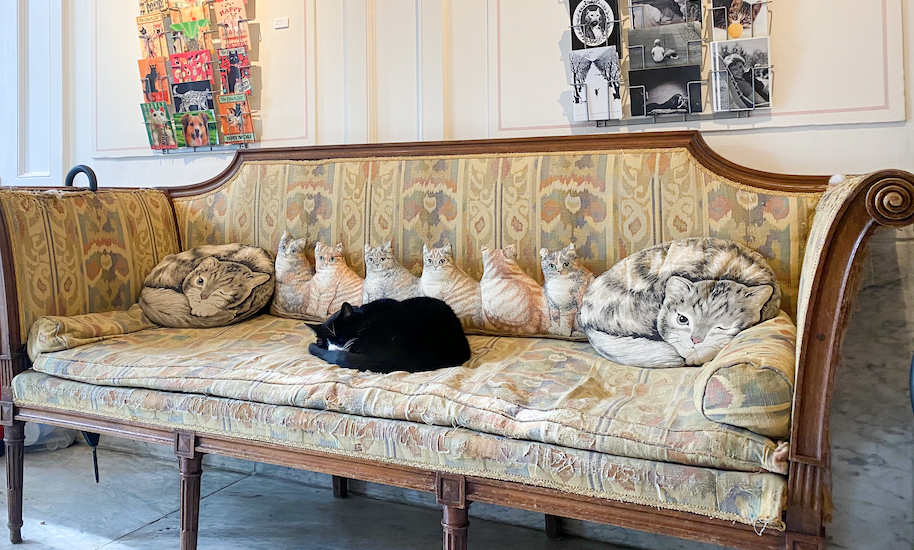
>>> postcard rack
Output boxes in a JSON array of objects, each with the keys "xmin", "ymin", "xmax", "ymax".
[
  {"xmin": 137, "ymin": 0, "xmax": 258, "ymax": 153},
  {"xmin": 567, "ymin": 0, "xmax": 774, "ymax": 127}
]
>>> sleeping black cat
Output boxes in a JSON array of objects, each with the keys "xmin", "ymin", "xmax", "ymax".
[{"xmin": 307, "ymin": 297, "xmax": 472, "ymax": 373}]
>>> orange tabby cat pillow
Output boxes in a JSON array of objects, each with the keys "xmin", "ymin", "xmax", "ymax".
[
  {"xmin": 271, "ymin": 234, "xmax": 594, "ymax": 339},
  {"xmin": 272, "ymin": 231, "xmax": 363, "ymax": 322}
]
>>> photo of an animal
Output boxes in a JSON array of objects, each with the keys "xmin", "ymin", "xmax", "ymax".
[
  {"xmin": 181, "ymin": 111, "xmax": 211, "ymax": 146},
  {"xmin": 140, "ymin": 101, "xmax": 176, "ymax": 150},
  {"xmin": 172, "ymin": 81, "xmax": 214, "ymax": 113}
]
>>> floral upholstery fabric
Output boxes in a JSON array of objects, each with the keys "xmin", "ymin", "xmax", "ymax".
[
  {"xmin": 694, "ymin": 313, "xmax": 796, "ymax": 438},
  {"xmin": 0, "ymin": 189, "xmax": 179, "ymax": 339},
  {"xmin": 29, "ymin": 314, "xmax": 791, "ymax": 474},
  {"xmin": 171, "ymin": 151, "xmax": 821, "ymax": 317},
  {"xmin": 12, "ymin": 371, "xmax": 787, "ymax": 529},
  {"xmin": 27, "ymin": 304, "xmax": 155, "ymax": 361}
]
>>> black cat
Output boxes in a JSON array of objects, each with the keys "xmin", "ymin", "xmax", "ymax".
[{"xmin": 307, "ymin": 297, "xmax": 471, "ymax": 373}]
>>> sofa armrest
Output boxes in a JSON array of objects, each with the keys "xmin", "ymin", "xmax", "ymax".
[
  {"xmin": 694, "ymin": 312, "xmax": 796, "ymax": 439},
  {"xmin": 27, "ymin": 304, "xmax": 156, "ymax": 361},
  {"xmin": 0, "ymin": 188, "xmax": 179, "ymax": 362}
]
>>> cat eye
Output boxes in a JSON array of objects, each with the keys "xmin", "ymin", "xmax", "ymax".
[
  {"xmin": 549, "ymin": 264, "xmax": 555, "ymax": 269},
  {"xmin": 677, "ymin": 314, "xmax": 689, "ymax": 325},
  {"xmin": 318, "ymin": 255, "xmax": 323, "ymax": 260},
  {"xmin": 196, "ymin": 277, "xmax": 204, "ymax": 285},
  {"xmin": 563, "ymin": 262, "xmax": 569, "ymax": 267},
  {"xmin": 427, "ymin": 258, "xmax": 432, "ymax": 263},
  {"xmin": 439, "ymin": 259, "xmax": 445, "ymax": 264}
]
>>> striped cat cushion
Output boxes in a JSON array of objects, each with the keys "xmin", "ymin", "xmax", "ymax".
[
  {"xmin": 139, "ymin": 244, "xmax": 275, "ymax": 328},
  {"xmin": 272, "ymin": 232, "xmax": 594, "ymax": 339}
]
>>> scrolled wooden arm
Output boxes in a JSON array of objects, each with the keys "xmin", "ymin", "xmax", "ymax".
[{"xmin": 787, "ymin": 169, "xmax": 914, "ymax": 541}]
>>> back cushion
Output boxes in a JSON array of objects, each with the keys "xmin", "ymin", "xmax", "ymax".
[{"xmin": 172, "ymin": 150, "xmax": 821, "ymax": 317}]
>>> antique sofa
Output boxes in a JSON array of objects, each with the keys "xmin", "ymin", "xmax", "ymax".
[{"xmin": 2, "ymin": 132, "xmax": 913, "ymax": 550}]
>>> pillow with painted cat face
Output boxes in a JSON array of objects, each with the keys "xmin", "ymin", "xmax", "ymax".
[
  {"xmin": 579, "ymin": 237, "xmax": 781, "ymax": 368},
  {"xmin": 139, "ymin": 244, "xmax": 274, "ymax": 328}
]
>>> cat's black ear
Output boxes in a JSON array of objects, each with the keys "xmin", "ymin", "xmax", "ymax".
[
  {"xmin": 305, "ymin": 323, "xmax": 323, "ymax": 334},
  {"xmin": 340, "ymin": 302, "xmax": 354, "ymax": 317}
]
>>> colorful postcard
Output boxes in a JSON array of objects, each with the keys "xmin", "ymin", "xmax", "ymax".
[
  {"xmin": 138, "ymin": 57, "xmax": 170, "ymax": 103},
  {"xmin": 172, "ymin": 0, "xmax": 207, "ymax": 23},
  {"xmin": 218, "ymin": 94, "xmax": 255, "ymax": 143},
  {"xmin": 172, "ymin": 80, "xmax": 214, "ymax": 113},
  {"xmin": 630, "ymin": 0, "xmax": 702, "ymax": 29},
  {"xmin": 568, "ymin": 46, "xmax": 623, "ymax": 120},
  {"xmin": 137, "ymin": 13, "xmax": 167, "ymax": 59},
  {"xmin": 626, "ymin": 22, "xmax": 701, "ymax": 70},
  {"xmin": 628, "ymin": 65, "xmax": 703, "ymax": 116},
  {"xmin": 214, "ymin": 0, "xmax": 251, "ymax": 49},
  {"xmin": 711, "ymin": 0, "xmax": 768, "ymax": 41},
  {"xmin": 171, "ymin": 50, "xmax": 214, "ymax": 84},
  {"xmin": 217, "ymin": 47, "xmax": 252, "ymax": 95},
  {"xmin": 175, "ymin": 109, "xmax": 220, "ymax": 147},
  {"xmin": 139, "ymin": 0, "xmax": 172, "ymax": 16},
  {"xmin": 140, "ymin": 102, "xmax": 177, "ymax": 150},
  {"xmin": 711, "ymin": 37, "xmax": 771, "ymax": 111},
  {"xmin": 569, "ymin": 0, "xmax": 621, "ymax": 51}
]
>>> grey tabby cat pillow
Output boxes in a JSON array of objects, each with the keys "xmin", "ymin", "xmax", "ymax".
[
  {"xmin": 139, "ymin": 244, "xmax": 275, "ymax": 328},
  {"xmin": 579, "ymin": 238, "xmax": 780, "ymax": 368}
]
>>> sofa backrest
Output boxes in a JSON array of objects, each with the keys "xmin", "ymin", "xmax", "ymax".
[
  {"xmin": 0, "ymin": 189, "xmax": 180, "ymax": 347},
  {"xmin": 172, "ymin": 144, "xmax": 823, "ymax": 318}
]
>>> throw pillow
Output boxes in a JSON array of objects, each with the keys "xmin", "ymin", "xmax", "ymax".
[
  {"xmin": 139, "ymin": 244, "xmax": 274, "ymax": 328},
  {"xmin": 579, "ymin": 237, "xmax": 781, "ymax": 368}
]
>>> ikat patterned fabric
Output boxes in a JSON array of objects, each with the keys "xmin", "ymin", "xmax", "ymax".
[
  {"xmin": 28, "ymin": 313, "xmax": 794, "ymax": 474},
  {"xmin": 27, "ymin": 304, "xmax": 155, "ymax": 361},
  {"xmin": 0, "ymin": 189, "xmax": 179, "ymax": 340},
  {"xmin": 13, "ymin": 370, "xmax": 787, "ymax": 529},
  {"xmin": 694, "ymin": 312, "xmax": 796, "ymax": 438},
  {"xmin": 171, "ymin": 151, "xmax": 821, "ymax": 319}
]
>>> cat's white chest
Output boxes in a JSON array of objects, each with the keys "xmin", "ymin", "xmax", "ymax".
[
  {"xmin": 545, "ymin": 277, "xmax": 577, "ymax": 306},
  {"xmin": 420, "ymin": 271, "xmax": 447, "ymax": 297}
]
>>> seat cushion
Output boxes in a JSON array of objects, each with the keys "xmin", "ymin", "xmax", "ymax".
[
  {"xmin": 27, "ymin": 314, "xmax": 790, "ymax": 474},
  {"xmin": 12, "ymin": 371, "xmax": 787, "ymax": 529}
]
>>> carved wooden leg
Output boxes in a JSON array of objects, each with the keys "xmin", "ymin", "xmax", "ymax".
[
  {"xmin": 544, "ymin": 514, "xmax": 563, "ymax": 539},
  {"xmin": 332, "ymin": 475, "xmax": 348, "ymax": 498},
  {"xmin": 442, "ymin": 505, "xmax": 469, "ymax": 550},
  {"xmin": 179, "ymin": 454, "xmax": 203, "ymax": 550},
  {"xmin": 4, "ymin": 421, "xmax": 24, "ymax": 544},
  {"xmin": 436, "ymin": 473, "xmax": 469, "ymax": 550}
]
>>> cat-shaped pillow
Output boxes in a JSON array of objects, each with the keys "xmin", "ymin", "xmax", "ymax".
[
  {"xmin": 139, "ymin": 244, "xmax": 274, "ymax": 328},
  {"xmin": 271, "ymin": 232, "xmax": 364, "ymax": 321},
  {"xmin": 579, "ymin": 237, "xmax": 781, "ymax": 368}
]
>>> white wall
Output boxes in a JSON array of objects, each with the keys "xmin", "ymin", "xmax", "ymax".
[{"xmin": 0, "ymin": 0, "xmax": 912, "ymax": 189}]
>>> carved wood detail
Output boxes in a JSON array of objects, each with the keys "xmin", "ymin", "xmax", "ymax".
[
  {"xmin": 4, "ymin": 421, "xmax": 24, "ymax": 544},
  {"xmin": 442, "ymin": 505, "xmax": 470, "ymax": 550},
  {"xmin": 866, "ymin": 177, "xmax": 914, "ymax": 226},
  {"xmin": 179, "ymin": 454, "xmax": 203, "ymax": 550},
  {"xmin": 436, "ymin": 473, "xmax": 467, "ymax": 509},
  {"xmin": 174, "ymin": 430, "xmax": 197, "ymax": 460},
  {"xmin": 785, "ymin": 532, "xmax": 826, "ymax": 550}
]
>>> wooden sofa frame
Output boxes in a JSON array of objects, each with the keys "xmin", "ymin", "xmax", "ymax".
[{"xmin": 2, "ymin": 131, "xmax": 913, "ymax": 550}]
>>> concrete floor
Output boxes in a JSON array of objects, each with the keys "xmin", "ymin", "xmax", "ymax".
[{"xmin": 0, "ymin": 446, "xmax": 627, "ymax": 550}]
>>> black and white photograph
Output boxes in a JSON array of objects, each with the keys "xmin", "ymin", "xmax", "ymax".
[
  {"xmin": 627, "ymin": 22, "xmax": 701, "ymax": 69},
  {"xmin": 711, "ymin": 0, "xmax": 769, "ymax": 41},
  {"xmin": 569, "ymin": 0, "xmax": 622, "ymax": 50},
  {"xmin": 629, "ymin": 0, "xmax": 701, "ymax": 29},
  {"xmin": 569, "ymin": 46, "xmax": 623, "ymax": 120},
  {"xmin": 171, "ymin": 80, "xmax": 215, "ymax": 114},
  {"xmin": 711, "ymin": 37, "xmax": 771, "ymax": 111},
  {"xmin": 628, "ymin": 65, "xmax": 702, "ymax": 116}
]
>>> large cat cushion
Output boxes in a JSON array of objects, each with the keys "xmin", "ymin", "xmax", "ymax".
[
  {"xmin": 580, "ymin": 238, "xmax": 781, "ymax": 368},
  {"xmin": 139, "ymin": 244, "xmax": 274, "ymax": 328}
]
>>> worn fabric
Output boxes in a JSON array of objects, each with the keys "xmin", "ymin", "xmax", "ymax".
[
  {"xmin": 12, "ymin": 370, "xmax": 787, "ymax": 529},
  {"xmin": 30, "ymin": 314, "xmax": 791, "ymax": 474},
  {"xmin": 171, "ymin": 151, "xmax": 820, "ymax": 318},
  {"xmin": 27, "ymin": 304, "xmax": 155, "ymax": 361},
  {"xmin": 0, "ymin": 189, "xmax": 180, "ymax": 339},
  {"xmin": 693, "ymin": 312, "xmax": 796, "ymax": 438},
  {"xmin": 795, "ymin": 174, "xmax": 871, "ymax": 371}
]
